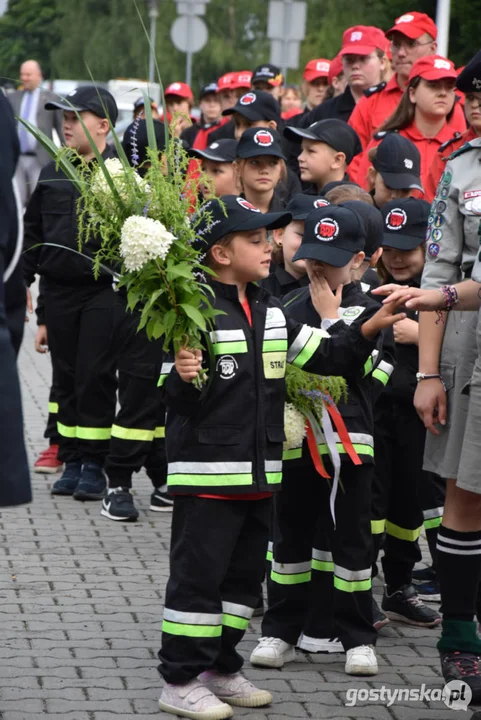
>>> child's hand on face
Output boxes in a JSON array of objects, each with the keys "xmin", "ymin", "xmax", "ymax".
[
  {"xmin": 175, "ymin": 348, "xmax": 202, "ymax": 383},
  {"xmin": 309, "ymin": 272, "xmax": 343, "ymax": 320}
]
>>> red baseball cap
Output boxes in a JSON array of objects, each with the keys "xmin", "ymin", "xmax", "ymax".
[
  {"xmin": 386, "ymin": 12, "xmax": 438, "ymax": 41},
  {"xmin": 328, "ymin": 54, "xmax": 343, "ymax": 84},
  {"xmin": 164, "ymin": 82, "xmax": 193, "ymax": 100},
  {"xmin": 408, "ymin": 55, "xmax": 457, "ymax": 83},
  {"xmin": 341, "ymin": 26, "xmax": 387, "ymax": 56},
  {"xmin": 217, "ymin": 71, "xmax": 252, "ymax": 92},
  {"xmin": 303, "ymin": 59, "xmax": 331, "ymax": 83}
]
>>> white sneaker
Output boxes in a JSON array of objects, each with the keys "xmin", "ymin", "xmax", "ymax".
[
  {"xmin": 249, "ymin": 636, "xmax": 296, "ymax": 668},
  {"xmin": 345, "ymin": 645, "xmax": 378, "ymax": 676},
  {"xmin": 199, "ymin": 670, "xmax": 272, "ymax": 708},
  {"xmin": 297, "ymin": 634, "xmax": 344, "ymax": 653},
  {"xmin": 158, "ymin": 678, "xmax": 233, "ymax": 720}
]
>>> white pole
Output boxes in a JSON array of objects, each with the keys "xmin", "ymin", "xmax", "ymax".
[
  {"xmin": 148, "ymin": 1, "xmax": 159, "ymax": 84},
  {"xmin": 435, "ymin": 0, "xmax": 451, "ymax": 58}
]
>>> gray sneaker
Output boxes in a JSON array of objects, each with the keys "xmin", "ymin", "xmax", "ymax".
[{"xmin": 158, "ymin": 678, "xmax": 233, "ymax": 720}]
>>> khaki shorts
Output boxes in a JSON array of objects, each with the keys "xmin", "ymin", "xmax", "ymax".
[
  {"xmin": 423, "ymin": 311, "xmax": 478, "ymax": 479},
  {"xmin": 457, "ymin": 312, "xmax": 481, "ymax": 493}
]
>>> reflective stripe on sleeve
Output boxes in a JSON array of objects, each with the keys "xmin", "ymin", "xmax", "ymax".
[
  {"xmin": 371, "ymin": 519, "xmax": 386, "ymax": 535},
  {"xmin": 76, "ymin": 426, "xmax": 111, "ymax": 440},
  {"xmin": 158, "ymin": 362, "xmax": 174, "ymax": 387},
  {"xmin": 288, "ymin": 326, "xmax": 322, "ymax": 368},
  {"xmin": 373, "ymin": 360, "xmax": 394, "ymax": 386},
  {"xmin": 48, "ymin": 402, "xmax": 59, "ymax": 414},
  {"xmin": 111, "ymin": 425, "xmax": 154, "ymax": 442}
]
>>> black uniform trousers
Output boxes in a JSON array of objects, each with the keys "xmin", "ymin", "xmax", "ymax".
[
  {"xmin": 105, "ymin": 296, "xmax": 166, "ymax": 488},
  {"xmin": 262, "ymin": 462, "xmax": 376, "ymax": 651},
  {"xmin": 158, "ymin": 496, "xmax": 271, "ymax": 685},
  {"xmin": 370, "ymin": 395, "xmax": 395, "ymax": 578},
  {"xmin": 381, "ymin": 400, "xmax": 440, "ymax": 589},
  {"xmin": 43, "ymin": 281, "xmax": 117, "ymax": 465}
]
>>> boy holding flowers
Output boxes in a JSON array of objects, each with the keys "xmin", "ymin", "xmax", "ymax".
[{"xmin": 157, "ymin": 194, "xmax": 406, "ymax": 719}]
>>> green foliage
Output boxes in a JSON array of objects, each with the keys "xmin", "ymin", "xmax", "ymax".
[
  {"xmin": 1, "ymin": 0, "xmax": 480, "ymax": 89},
  {"xmin": 285, "ymin": 363, "xmax": 347, "ymax": 423}
]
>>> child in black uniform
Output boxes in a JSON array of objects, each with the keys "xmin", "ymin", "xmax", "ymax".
[
  {"xmin": 251, "ymin": 204, "xmax": 395, "ymax": 676},
  {"xmin": 157, "ymin": 195, "xmax": 405, "ymax": 719},
  {"xmin": 261, "ymin": 193, "xmax": 329, "ymax": 298},
  {"xmin": 376, "ymin": 198, "xmax": 442, "ymax": 627}
]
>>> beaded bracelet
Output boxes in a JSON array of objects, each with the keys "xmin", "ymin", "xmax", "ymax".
[{"xmin": 439, "ymin": 284, "xmax": 459, "ymax": 310}]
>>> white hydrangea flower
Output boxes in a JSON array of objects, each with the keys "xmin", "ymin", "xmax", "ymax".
[
  {"xmin": 91, "ymin": 159, "xmax": 146, "ymax": 201},
  {"xmin": 283, "ymin": 403, "xmax": 306, "ymax": 450},
  {"xmin": 120, "ymin": 215, "xmax": 176, "ymax": 272}
]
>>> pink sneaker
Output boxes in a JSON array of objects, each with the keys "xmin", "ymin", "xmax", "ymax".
[
  {"xmin": 158, "ymin": 678, "xmax": 233, "ymax": 720},
  {"xmin": 199, "ymin": 670, "xmax": 273, "ymax": 708}
]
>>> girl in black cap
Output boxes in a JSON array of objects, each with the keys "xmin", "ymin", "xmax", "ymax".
[
  {"xmin": 235, "ymin": 127, "xmax": 290, "ymax": 212},
  {"xmin": 374, "ymin": 198, "xmax": 442, "ymax": 628}
]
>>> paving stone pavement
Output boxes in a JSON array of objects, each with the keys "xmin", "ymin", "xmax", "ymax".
[{"xmin": 0, "ymin": 311, "xmax": 474, "ymax": 719}]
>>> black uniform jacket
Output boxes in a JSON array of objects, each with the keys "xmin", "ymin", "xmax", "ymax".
[
  {"xmin": 159, "ymin": 280, "xmax": 379, "ymax": 495},
  {"xmin": 23, "ymin": 145, "xmax": 117, "ymax": 287}
]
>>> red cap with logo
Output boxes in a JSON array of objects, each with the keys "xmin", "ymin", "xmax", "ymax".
[
  {"xmin": 386, "ymin": 12, "xmax": 438, "ymax": 41},
  {"xmin": 408, "ymin": 55, "xmax": 457, "ymax": 83},
  {"xmin": 328, "ymin": 54, "xmax": 343, "ymax": 84},
  {"xmin": 164, "ymin": 82, "xmax": 193, "ymax": 100},
  {"xmin": 217, "ymin": 71, "xmax": 252, "ymax": 92},
  {"xmin": 340, "ymin": 25, "xmax": 388, "ymax": 56},
  {"xmin": 303, "ymin": 58, "xmax": 331, "ymax": 83}
]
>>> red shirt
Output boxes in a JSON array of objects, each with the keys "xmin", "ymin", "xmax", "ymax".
[
  {"xmin": 198, "ymin": 297, "xmax": 272, "ymax": 501},
  {"xmin": 424, "ymin": 126, "xmax": 478, "ymax": 200},
  {"xmin": 349, "ymin": 121, "xmax": 460, "ymax": 203},
  {"xmin": 349, "ymin": 74, "xmax": 467, "ymax": 150}
]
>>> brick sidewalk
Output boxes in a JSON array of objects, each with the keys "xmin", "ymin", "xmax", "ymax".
[{"xmin": 0, "ymin": 315, "xmax": 465, "ymax": 719}]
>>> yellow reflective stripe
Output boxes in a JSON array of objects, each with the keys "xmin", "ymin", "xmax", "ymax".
[
  {"xmin": 424, "ymin": 517, "xmax": 442, "ymax": 530},
  {"xmin": 266, "ymin": 549, "xmax": 273, "ymax": 562},
  {"xmin": 57, "ymin": 422, "xmax": 76, "ymax": 438},
  {"xmin": 212, "ymin": 341, "xmax": 248, "ymax": 355},
  {"xmin": 372, "ymin": 368, "xmax": 390, "ymax": 386},
  {"xmin": 158, "ymin": 375, "xmax": 168, "ymax": 387},
  {"xmin": 222, "ymin": 613, "xmax": 250, "ymax": 631},
  {"xmin": 386, "ymin": 520, "xmax": 422, "ymax": 542},
  {"xmin": 291, "ymin": 333, "xmax": 322, "ymax": 369},
  {"xmin": 48, "ymin": 402, "xmax": 59, "ymax": 414},
  {"xmin": 76, "ymin": 426, "xmax": 111, "ymax": 440},
  {"xmin": 162, "ymin": 620, "xmax": 222, "ymax": 637},
  {"xmin": 168, "ymin": 474, "xmax": 253, "ymax": 486},
  {"xmin": 371, "ymin": 519, "xmax": 386, "ymax": 535},
  {"xmin": 111, "ymin": 425, "xmax": 154, "ymax": 441},
  {"xmin": 271, "ymin": 570, "xmax": 311, "ymax": 585},
  {"xmin": 282, "ymin": 447, "xmax": 303, "ymax": 460},
  {"xmin": 154, "ymin": 426, "xmax": 165, "ymax": 438},
  {"xmin": 363, "ymin": 355, "xmax": 374, "ymax": 376},
  {"xmin": 266, "ymin": 472, "xmax": 282, "ymax": 484},
  {"xmin": 334, "ymin": 576, "xmax": 372, "ymax": 593},
  {"xmin": 312, "ymin": 559, "xmax": 334, "ymax": 572},
  {"xmin": 262, "ymin": 340, "xmax": 288, "ymax": 353},
  {"xmin": 317, "ymin": 443, "xmax": 374, "ymax": 458}
]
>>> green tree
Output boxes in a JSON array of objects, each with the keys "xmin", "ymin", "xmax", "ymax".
[{"xmin": 0, "ymin": 0, "xmax": 58, "ymax": 83}]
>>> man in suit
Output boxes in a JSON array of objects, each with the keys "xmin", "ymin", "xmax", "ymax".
[
  {"xmin": 0, "ymin": 90, "xmax": 31, "ymax": 507},
  {"xmin": 8, "ymin": 59, "xmax": 64, "ymax": 206}
]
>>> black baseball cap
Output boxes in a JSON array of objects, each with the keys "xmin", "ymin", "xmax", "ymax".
[
  {"xmin": 236, "ymin": 127, "xmax": 285, "ymax": 160},
  {"xmin": 373, "ymin": 133, "xmax": 423, "ymax": 191},
  {"xmin": 191, "ymin": 139, "xmax": 238, "ymax": 163},
  {"xmin": 45, "ymin": 86, "xmax": 118, "ymax": 125},
  {"xmin": 293, "ymin": 205, "xmax": 366, "ymax": 267},
  {"xmin": 284, "ymin": 119, "xmax": 362, "ymax": 165},
  {"xmin": 381, "ymin": 198, "xmax": 431, "ymax": 250},
  {"xmin": 222, "ymin": 89, "xmax": 281, "ymax": 123},
  {"xmin": 340, "ymin": 200, "xmax": 383, "ymax": 259},
  {"xmin": 193, "ymin": 195, "xmax": 291, "ymax": 251},
  {"xmin": 456, "ymin": 50, "xmax": 481, "ymax": 93},
  {"xmin": 286, "ymin": 193, "xmax": 330, "ymax": 221},
  {"xmin": 199, "ymin": 82, "xmax": 219, "ymax": 99},
  {"xmin": 133, "ymin": 95, "xmax": 156, "ymax": 110},
  {"xmin": 251, "ymin": 64, "xmax": 284, "ymax": 87},
  {"xmin": 122, "ymin": 119, "xmax": 166, "ymax": 167}
]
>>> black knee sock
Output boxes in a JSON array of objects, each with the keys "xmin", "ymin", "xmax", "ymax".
[{"xmin": 437, "ymin": 526, "xmax": 481, "ymax": 653}]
